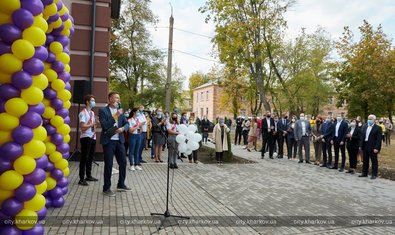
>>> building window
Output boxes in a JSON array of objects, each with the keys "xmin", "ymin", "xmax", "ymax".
[
  {"xmin": 241, "ymin": 109, "xmax": 246, "ymax": 117},
  {"xmin": 206, "ymin": 108, "xmax": 209, "ymax": 116},
  {"xmin": 201, "ymin": 92, "xmax": 203, "ymax": 102},
  {"xmin": 200, "ymin": 108, "xmax": 203, "ymax": 117},
  {"xmin": 206, "ymin": 91, "xmax": 209, "ymax": 101}
]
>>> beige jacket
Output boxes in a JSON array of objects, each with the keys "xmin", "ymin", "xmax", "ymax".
[{"xmin": 212, "ymin": 123, "xmax": 230, "ymax": 152}]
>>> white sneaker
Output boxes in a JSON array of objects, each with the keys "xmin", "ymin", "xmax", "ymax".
[
  {"xmin": 135, "ymin": 166, "xmax": 143, "ymax": 171},
  {"xmin": 129, "ymin": 166, "xmax": 135, "ymax": 171},
  {"xmin": 112, "ymin": 167, "xmax": 119, "ymax": 175}
]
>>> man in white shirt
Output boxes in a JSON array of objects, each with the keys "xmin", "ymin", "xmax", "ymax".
[
  {"xmin": 294, "ymin": 113, "xmax": 312, "ymax": 163},
  {"xmin": 137, "ymin": 105, "xmax": 148, "ymax": 164}
]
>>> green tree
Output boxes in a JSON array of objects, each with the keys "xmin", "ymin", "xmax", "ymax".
[{"xmin": 188, "ymin": 71, "xmax": 210, "ymax": 100}]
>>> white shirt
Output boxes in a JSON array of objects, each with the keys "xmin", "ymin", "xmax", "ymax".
[
  {"xmin": 79, "ymin": 108, "xmax": 96, "ymax": 139},
  {"xmin": 266, "ymin": 118, "xmax": 271, "ymax": 132},
  {"xmin": 365, "ymin": 124, "xmax": 373, "ymax": 141},
  {"xmin": 166, "ymin": 122, "xmax": 178, "ymax": 133},
  {"xmin": 109, "ymin": 107, "xmax": 120, "ymax": 140},
  {"xmin": 138, "ymin": 112, "xmax": 147, "ymax": 132},
  {"xmin": 301, "ymin": 121, "xmax": 306, "ymax": 136},
  {"xmin": 128, "ymin": 117, "xmax": 140, "ymax": 134},
  {"xmin": 350, "ymin": 127, "xmax": 355, "ymax": 136},
  {"xmin": 335, "ymin": 121, "xmax": 341, "ymax": 137}
]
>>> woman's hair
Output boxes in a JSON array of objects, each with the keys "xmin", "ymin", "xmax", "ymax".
[
  {"xmin": 170, "ymin": 112, "xmax": 178, "ymax": 124},
  {"xmin": 128, "ymin": 107, "xmax": 138, "ymax": 119}
]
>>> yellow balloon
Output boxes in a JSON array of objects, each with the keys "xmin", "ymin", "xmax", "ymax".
[
  {"xmin": 64, "ymin": 134, "xmax": 70, "ymax": 143},
  {"xmin": 55, "ymin": 52, "xmax": 70, "ymax": 64},
  {"xmin": 13, "ymin": 155, "xmax": 36, "ymax": 175},
  {"xmin": 45, "ymin": 142, "xmax": 56, "ymax": 155},
  {"xmin": 64, "ymin": 64, "xmax": 71, "ymax": 72},
  {"xmin": 51, "ymin": 79, "xmax": 65, "ymax": 91},
  {"xmin": 33, "ymin": 15, "xmax": 48, "ymax": 33},
  {"xmin": 49, "ymin": 151, "xmax": 62, "ymax": 163},
  {"xmin": 63, "ymin": 100, "xmax": 71, "ymax": 109},
  {"xmin": 43, "ymin": 3, "xmax": 57, "ymax": 17},
  {"xmin": 64, "ymin": 19, "xmax": 72, "ymax": 30},
  {"xmin": 50, "ymin": 115, "xmax": 64, "ymax": 127},
  {"xmin": 55, "ymin": 158, "xmax": 68, "ymax": 170},
  {"xmin": 60, "ymin": 29, "xmax": 70, "ymax": 37},
  {"xmin": 0, "ymin": 0, "xmax": 21, "ymax": 14},
  {"xmin": 57, "ymin": 124, "xmax": 71, "ymax": 136},
  {"xmin": 59, "ymin": 6, "xmax": 66, "ymax": 15},
  {"xmin": 24, "ymin": 193, "xmax": 46, "ymax": 211},
  {"xmin": 42, "ymin": 98, "xmax": 50, "ymax": 107},
  {"xmin": 0, "ymin": 188, "xmax": 14, "ymax": 205},
  {"xmin": 0, "ymin": 53, "xmax": 23, "ymax": 74},
  {"xmin": 0, "ymin": 130, "xmax": 12, "ymax": 145},
  {"xmin": 21, "ymin": 86, "xmax": 44, "ymax": 105},
  {"xmin": 15, "ymin": 209, "xmax": 37, "ymax": 230},
  {"xmin": 35, "ymin": 181, "xmax": 47, "ymax": 194},
  {"xmin": 11, "ymin": 39, "xmax": 35, "ymax": 60},
  {"xmin": 44, "ymin": 68, "xmax": 58, "ymax": 82},
  {"xmin": 22, "ymin": 26, "xmax": 46, "ymax": 47},
  {"xmin": 63, "ymin": 167, "xmax": 70, "ymax": 177},
  {"xmin": 57, "ymin": 90, "xmax": 71, "ymax": 102},
  {"xmin": 44, "ymin": 62, "xmax": 51, "ymax": 70},
  {"xmin": 5, "ymin": 98, "xmax": 28, "ymax": 117},
  {"xmin": 0, "ymin": 113, "xmax": 20, "ymax": 131},
  {"xmin": 42, "ymin": 106, "xmax": 55, "ymax": 119},
  {"xmin": 50, "ymin": 18, "xmax": 62, "ymax": 29},
  {"xmin": 0, "ymin": 170, "xmax": 23, "ymax": 190},
  {"xmin": 0, "ymin": 71, "xmax": 12, "ymax": 84},
  {"xmin": 23, "ymin": 140, "xmax": 46, "ymax": 158},
  {"xmin": 46, "ymin": 177, "xmax": 56, "ymax": 190},
  {"xmin": 32, "ymin": 126, "xmax": 47, "ymax": 141},
  {"xmin": 32, "ymin": 74, "xmax": 49, "ymax": 90},
  {"xmin": 50, "ymin": 42, "xmax": 63, "ymax": 54},
  {"xmin": 0, "ymin": 12, "xmax": 11, "ymax": 24}
]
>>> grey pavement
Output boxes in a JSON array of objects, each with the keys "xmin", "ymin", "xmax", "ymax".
[{"xmin": 45, "ymin": 142, "xmax": 395, "ymax": 235}]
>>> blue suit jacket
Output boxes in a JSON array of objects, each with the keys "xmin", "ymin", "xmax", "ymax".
[
  {"xmin": 99, "ymin": 105, "xmax": 129, "ymax": 145},
  {"xmin": 322, "ymin": 121, "xmax": 334, "ymax": 140},
  {"xmin": 333, "ymin": 120, "xmax": 348, "ymax": 142}
]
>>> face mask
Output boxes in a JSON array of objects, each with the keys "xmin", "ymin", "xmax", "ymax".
[
  {"xmin": 367, "ymin": 120, "xmax": 374, "ymax": 126},
  {"xmin": 266, "ymin": 115, "xmax": 271, "ymax": 118},
  {"xmin": 337, "ymin": 117, "xmax": 342, "ymax": 122},
  {"xmin": 326, "ymin": 118, "xmax": 331, "ymax": 122},
  {"xmin": 284, "ymin": 116, "xmax": 288, "ymax": 119},
  {"xmin": 292, "ymin": 119, "xmax": 295, "ymax": 122},
  {"xmin": 300, "ymin": 116, "xmax": 305, "ymax": 121},
  {"xmin": 172, "ymin": 117, "xmax": 177, "ymax": 121},
  {"xmin": 350, "ymin": 122, "xmax": 356, "ymax": 127},
  {"xmin": 157, "ymin": 112, "xmax": 162, "ymax": 116},
  {"xmin": 219, "ymin": 120, "xmax": 224, "ymax": 124},
  {"xmin": 90, "ymin": 101, "xmax": 95, "ymax": 108},
  {"xmin": 316, "ymin": 120, "xmax": 321, "ymax": 124},
  {"xmin": 139, "ymin": 108, "xmax": 144, "ymax": 112}
]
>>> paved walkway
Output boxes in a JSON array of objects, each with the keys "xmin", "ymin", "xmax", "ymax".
[{"xmin": 45, "ymin": 143, "xmax": 395, "ymax": 235}]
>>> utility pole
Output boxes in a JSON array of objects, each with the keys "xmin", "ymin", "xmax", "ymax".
[{"xmin": 165, "ymin": 4, "xmax": 174, "ymax": 112}]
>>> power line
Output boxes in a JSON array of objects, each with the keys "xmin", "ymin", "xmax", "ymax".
[
  {"xmin": 148, "ymin": 26, "xmax": 213, "ymax": 39},
  {"xmin": 159, "ymin": 48, "xmax": 220, "ymax": 63}
]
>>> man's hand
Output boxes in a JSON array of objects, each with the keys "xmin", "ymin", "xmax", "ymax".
[
  {"xmin": 373, "ymin": 149, "xmax": 379, "ymax": 154},
  {"xmin": 115, "ymin": 127, "xmax": 123, "ymax": 133},
  {"xmin": 115, "ymin": 109, "xmax": 123, "ymax": 118},
  {"xmin": 322, "ymin": 139, "xmax": 326, "ymax": 143},
  {"xmin": 330, "ymin": 140, "xmax": 333, "ymax": 145},
  {"xmin": 340, "ymin": 141, "xmax": 344, "ymax": 146}
]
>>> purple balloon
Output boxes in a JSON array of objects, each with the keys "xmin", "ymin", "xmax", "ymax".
[
  {"xmin": 64, "ymin": 116, "xmax": 70, "ymax": 124},
  {"xmin": 69, "ymin": 27, "xmax": 75, "ymax": 36},
  {"xmin": 61, "ymin": 186, "xmax": 68, "ymax": 195},
  {"xmin": 57, "ymin": 177, "xmax": 68, "ymax": 188},
  {"xmin": 45, "ymin": 52, "xmax": 56, "ymax": 63},
  {"xmin": 35, "ymin": 155, "xmax": 48, "ymax": 169},
  {"xmin": 33, "ymin": 46, "xmax": 48, "ymax": 61},
  {"xmin": 58, "ymin": 72, "xmax": 70, "ymax": 82},
  {"xmin": 42, "ymin": 119, "xmax": 49, "ymax": 125},
  {"xmin": 62, "ymin": 152, "xmax": 69, "ymax": 159},
  {"xmin": 0, "ymin": 42, "xmax": 11, "ymax": 55},
  {"xmin": 21, "ymin": 0, "xmax": 44, "ymax": 16},
  {"xmin": 20, "ymin": 112, "xmax": 42, "ymax": 129},
  {"xmin": 11, "ymin": 71, "xmax": 33, "ymax": 89},
  {"xmin": 55, "ymin": 1, "xmax": 62, "ymax": 10},
  {"xmin": 51, "ymin": 197, "xmax": 64, "ymax": 208},
  {"xmin": 51, "ymin": 61, "xmax": 64, "ymax": 73},
  {"xmin": 47, "ymin": 13, "xmax": 59, "ymax": 24},
  {"xmin": 56, "ymin": 143, "xmax": 69, "ymax": 153},
  {"xmin": 12, "ymin": 9, "xmax": 34, "ymax": 30},
  {"xmin": 0, "ymin": 24, "xmax": 22, "ymax": 44},
  {"xmin": 0, "ymin": 226, "xmax": 22, "ymax": 235},
  {"xmin": 49, "ymin": 186, "xmax": 63, "ymax": 198},
  {"xmin": 45, "ymin": 161, "xmax": 54, "ymax": 172},
  {"xmin": 2, "ymin": 198, "xmax": 24, "ymax": 216},
  {"xmin": 56, "ymin": 36, "xmax": 69, "ymax": 47},
  {"xmin": 36, "ymin": 207, "xmax": 47, "ymax": 221},
  {"xmin": 28, "ymin": 103, "xmax": 45, "ymax": 115},
  {"xmin": 45, "ymin": 197, "xmax": 52, "ymax": 208},
  {"xmin": 0, "ymin": 100, "xmax": 4, "ymax": 113},
  {"xmin": 51, "ymin": 169, "xmax": 64, "ymax": 181},
  {"xmin": 15, "ymin": 183, "xmax": 36, "ymax": 202},
  {"xmin": 24, "ymin": 168, "xmax": 46, "ymax": 185},
  {"xmin": 22, "ymin": 224, "xmax": 44, "ymax": 235},
  {"xmin": 65, "ymin": 82, "xmax": 71, "ymax": 91},
  {"xmin": 63, "ymin": 47, "xmax": 70, "ymax": 54},
  {"xmin": 1, "ymin": 142, "xmax": 23, "ymax": 161},
  {"xmin": 56, "ymin": 108, "xmax": 69, "ymax": 118},
  {"xmin": 23, "ymin": 58, "xmax": 44, "ymax": 76},
  {"xmin": 43, "ymin": 88, "xmax": 57, "ymax": 99},
  {"xmin": 42, "ymin": 0, "xmax": 54, "ymax": 6},
  {"xmin": 45, "ymin": 35, "xmax": 55, "ymax": 46},
  {"xmin": 60, "ymin": 13, "xmax": 69, "ymax": 22},
  {"xmin": 0, "ymin": 159, "xmax": 13, "ymax": 174},
  {"xmin": 0, "ymin": 84, "xmax": 20, "ymax": 100},
  {"xmin": 12, "ymin": 126, "xmax": 34, "ymax": 145},
  {"xmin": 51, "ymin": 98, "xmax": 63, "ymax": 110},
  {"xmin": 44, "ymin": 124, "xmax": 56, "ymax": 135},
  {"xmin": 51, "ymin": 133, "xmax": 64, "ymax": 146}
]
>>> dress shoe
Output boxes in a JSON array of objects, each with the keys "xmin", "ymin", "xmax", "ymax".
[
  {"xmin": 140, "ymin": 160, "xmax": 147, "ymax": 163},
  {"xmin": 305, "ymin": 161, "xmax": 311, "ymax": 164},
  {"xmin": 338, "ymin": 168, "xmax": 344, "ymax": 172},
  {"xmin": 346, "ymin": 170, "xmax": 355, "ymax": 174},
  {"xmin": 169, "ymin": 163, "xmax": 174, "ymax": 169},
  {"xmin": 78, "ymin": 180, "xmax": 88, "ymax": 186},
  {"xmin": 298, "ymin": 160, "xmax": 303, "ymax": 163},
  {"xmin": 370, "ymin": 176, "xmax": 377, "ymax": 179},
  {"xmin": 85, "ymin": 176, "xmax": 98, "ymax": 181},
  {"xmin": 174, "ymin": 164, "xmax": 179, "ymax": 169},
  {"xmin": 269, "ymin": 156, "xmax": 273, "ymax": 159},
  {"xmin": 320, "ymin": 164, "xmax": 327, "ymax": 167},
  {"xmin": 330, "ymin": 166, "xmax": 338, "ymax": 170},
  {"xmin": 359, "ymin": 174, "xmax": 368, "ymax": 177}
]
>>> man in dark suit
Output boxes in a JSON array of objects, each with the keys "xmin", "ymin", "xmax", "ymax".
[
  {"xmin": 261, "ymin": 111, "xmax": 275, "ymax": 159},
  {"xmin": 320, "ymin": 116, "xmax": 334, "ymax": 168},
  {"xmin": 99, "ymin": 91, "xmax": 131, "ymax": 196},
  {"xmin": 359, "ymin": 114, "xmax": 382, "ymax": 179},
  {"xmin": 331, "ymin": 115, "xmax": 349, "ymax": 171},
  {"xmin": 277, "ymin": 114, "xmax": 289, "ymax": 158},
  {"xmin": 234, "ymin": 116, "xmax": 244, "ymax": 145}
]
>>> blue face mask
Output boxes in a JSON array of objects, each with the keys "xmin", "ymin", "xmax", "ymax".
[
  {"xmin": 367, "ymin": 120, "xmax": 374, "ymax": 126},
  {"xmin": 157, "ymin": 112, "xmax": 162, "ymax": 116},
  {"xmin": 90, "ymin": 101, "xmax": 95, "ymax": 108},
  {"xmin": 219, "ymin": 120, "xmax": 224, "ymax": 124}
]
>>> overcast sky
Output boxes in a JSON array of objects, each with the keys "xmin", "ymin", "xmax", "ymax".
[{"xmin": 148, "ymin": 0, "xmax": 395, "ymax": 78}]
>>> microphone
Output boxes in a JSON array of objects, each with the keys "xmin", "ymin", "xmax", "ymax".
[{"xmin": 118, "ymin": 102, "xmax": 122, "ymax": 110}]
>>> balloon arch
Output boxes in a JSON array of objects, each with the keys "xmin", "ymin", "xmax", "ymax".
[{"xmin": 0, "ymin": 0, "xmax": 74, "ymax": 234}]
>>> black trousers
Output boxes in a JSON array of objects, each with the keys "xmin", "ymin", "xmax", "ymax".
[
  {"xmin": 242, "ymin": 130, "xmax": 249, "ymax": 145},
  {"xmin": 287, "ymin": 137, "xmax": 297, "ymax": 158},
  {"xmin": 79, "ymin": 137, "xmax": 96, "ymax": 181},
  {"xmin": 277, "ymin": 134, "xmax": 286, "ymax": 157},
  {"xmin": 216, "ymin": 152, "xmax": 224, "ymax": 162},
  {"xmin": 362, "ymin": 146, "xmax": 378, "ymax": 176},
  {"xmin": 333, "ymin": 138, "xmax": 346, "ymax": 168},
  {"xmin": 347, "ymin": 142, "xmax": 358, "ymax": 169},
  {"xmin": 188, "ymin": 150, "xmax": 198, "ymax": 162},
  {"xmin": 102, "ymin": 140, "xmax": 127, "ymax": 192},
  {"xmin": 235, "ymin": 128, "xmax": 243, "ymax": 145},
  {"xmin": 261, "ymin": 134, "xmax": 274, "ymax": 157},
  {"xmin": 322, "ymin": 140, "xmax": 332, "ymax": 166}
]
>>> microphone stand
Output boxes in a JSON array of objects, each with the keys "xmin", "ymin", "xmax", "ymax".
[{"xmin": 149, "ymin": 113, "xmax": 190, "ymax": 231}]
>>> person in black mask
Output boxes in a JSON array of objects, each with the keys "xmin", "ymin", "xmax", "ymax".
[{"xmin": 261, "ymin": 111, "xmax": 275, "ymax": 159}]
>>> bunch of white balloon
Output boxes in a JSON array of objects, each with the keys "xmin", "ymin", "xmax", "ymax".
[{"xmin": 175, "ymin": 124, "xmax": 202, "ymax": 155}]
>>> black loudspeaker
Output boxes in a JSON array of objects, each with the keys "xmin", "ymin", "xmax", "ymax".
[{"xmin": 72, "ymin": 80, "xmax": 91, "ymax": 104}]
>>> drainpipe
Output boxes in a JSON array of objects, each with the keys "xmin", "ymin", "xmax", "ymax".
[{"xmin": 89, "ymin": 0, "xmax": 97, "ymax": 93}]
